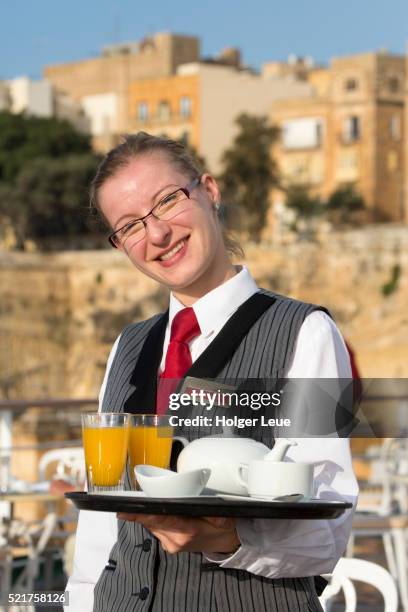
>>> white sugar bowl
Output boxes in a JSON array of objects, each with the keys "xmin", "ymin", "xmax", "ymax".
[{"xmin": 135, "ymin": 465, "xmax": 211, "ymax": 498}]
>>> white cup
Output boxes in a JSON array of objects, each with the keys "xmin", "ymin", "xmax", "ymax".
[{"xmin": 237, "ymin": 461, "xmax": 314, "ymax": 500}]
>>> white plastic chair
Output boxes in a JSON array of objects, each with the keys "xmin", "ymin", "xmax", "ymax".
[
  {"xmin": 37, "ymin": 447, "xmax": 85, "ymax": 580},
  {"xmin": 320, "ymin": 557, "xmax": 398, "ymax": 612},
  {"xmin": 12, "ymin": 512, "xmax": 58, "ymax": 592},
  {"xmin": 349, "ymin": 438, "xmax": 408, "ymax": 611},
  {"xmin": 38, "ymin": 447, "xmax": 85, "ymax": 485},
  {"xmin": 0, "ymin": 546, "xmax": 12, "ymax": 603}
]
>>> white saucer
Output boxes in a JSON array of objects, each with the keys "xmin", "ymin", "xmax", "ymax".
[
  {"xmin": 89, "ymin": 490, "xmax": 146, "ymax": 497},
  {"xmin": 216, "ymin": 493, "xmax": 304, "ymax": 502},
  {"xmin": 89, "ymin": 490, "xmax": 218, "ymax": 499}
]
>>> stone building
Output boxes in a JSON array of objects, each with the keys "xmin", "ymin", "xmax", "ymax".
[
  {"xmin": 0, "ymin": 76, "xmax": 89, "ymax": 132},
  {"xmin": 405, "ymin": 49, "xmax": 408, "ymax": 223},
  {"xmin": 44, "ymin": 33, "xmax": 312, "ymax": 168},
  {"xmin": 44, "ymin": 33, "xmax": 200, "ymax": 151},
  {"xmin": 128, "ymin": 58, "xmax": 312, "ymax": 173},
  {"xmin": 269, "ymin": 51, "xmax": 407, "ymax": 223}
]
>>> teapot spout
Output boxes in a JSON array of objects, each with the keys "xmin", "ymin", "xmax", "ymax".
[{"xmin": 263, "ymin": 439, "xmax": 297, "ymax": 462}]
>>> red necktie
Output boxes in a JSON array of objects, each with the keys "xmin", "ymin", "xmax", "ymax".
[{"xmin": 157, "ymin": 308, "xmax": 201, "ymax": 414}]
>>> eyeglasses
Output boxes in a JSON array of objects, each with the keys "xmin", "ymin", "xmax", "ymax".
[{"xmin": 108, "ymin": 177, "xmax": 201, "ymax": 249}]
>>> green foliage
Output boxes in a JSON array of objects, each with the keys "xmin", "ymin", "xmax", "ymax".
[
  {"xmin": 284, "ymin": 183, "xmax": 365, "ymax": 228},
  {"xmin": 0, "ymin": 112, "xmax": 100, "ymax": 249},
  {"xmin": 0, "ymin": 112, "xmax": 92, "ymax": 183},
  {"xmin": 218, "ymin": 113, "xmax": 280, "ymax": 241},
  {"xmin": 0, "ymin": 155, "xmax": 99, "ymax": 247},
  {"xmin": 326, "ymin": 185, "xmax": 365, "ymax": 224},
  {"xmin": 285, "ymin": 186, "xmax": 324, "ymax": 219},
  {"xmin": 382, "ymin": 264, "xmax": 401, "ymax": 297}
]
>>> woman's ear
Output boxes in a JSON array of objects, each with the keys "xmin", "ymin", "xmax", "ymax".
[{"xmin": 200, "ymin": 173, "xmax": 221, "ymax": 206}]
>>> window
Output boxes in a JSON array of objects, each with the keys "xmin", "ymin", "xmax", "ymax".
[
  {"xmin": 179, "ymin": 96, "xmax": 192, "ymax": 118},
  {"xmin": 389, "ymin": 115, "xmax": 401, "ymax": 141},
  {"xmin": 388, "ymin": 77, "xmax": 400, "ymax": 93},
  {"xmin": 315, "ymin": 122, "xmax": 323, "ymax": 146},
  {"xmin": 344, "ymin": 78, "xmax": 358, "ymax": 92},
  {"xmin": 282, "ymin": 118, "xmax": 324, "ymax": 149},
  {"xmin": 157, "ymin": 100, "xmax": 170, "ymax": 121},
  {"xmin": 336, "ymin": 150, "xmax": 359, "ymax": 182},
  {"xmin": 137, "ymin": 101, "xmax": 148, "ymax": 122},
  {"xmin": 343, "ymin": 116, "xmax": 361, "ymax": 143}
]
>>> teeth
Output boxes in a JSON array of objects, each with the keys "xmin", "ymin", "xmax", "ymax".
[{"xmin": 159, "ymin": 240, "xmax": 185, "ymax": 261}]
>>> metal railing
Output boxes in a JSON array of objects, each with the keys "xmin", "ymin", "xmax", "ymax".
[{"xmin": 0, "ymin": 398, "xmax": 98, "ymax": 491}]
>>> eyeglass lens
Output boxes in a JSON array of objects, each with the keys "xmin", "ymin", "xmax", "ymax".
[{"xmin": 114, "ymin": 188, "xmax": 194, "ymax": 247}]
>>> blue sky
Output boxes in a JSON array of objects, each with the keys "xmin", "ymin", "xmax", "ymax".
[{"xmin": 1, "ymin": 0, "xmax": 407, "ymax": 80}]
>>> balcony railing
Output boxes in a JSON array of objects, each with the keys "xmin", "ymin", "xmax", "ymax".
[
  {"xmin": 132, "ymin": 112, "xmax": 192, "ymax": 128},
  {"xmin": 0, "ymin": 398, "xmax": 98, "ymax": 492}
]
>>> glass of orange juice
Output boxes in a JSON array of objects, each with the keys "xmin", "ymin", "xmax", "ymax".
[
  {"xmin": 82, "ymin": 412, "xmax": 130, "ymax": 493},
  {"xmin": 129, "ymin": 415, "xmax": 174, "ymax": 488}
]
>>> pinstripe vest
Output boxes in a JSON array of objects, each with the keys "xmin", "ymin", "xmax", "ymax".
[{"xmin": 94, "ymin": 290, "xmax": 325, "ymax": 612}]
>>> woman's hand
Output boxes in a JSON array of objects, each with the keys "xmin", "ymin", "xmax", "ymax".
[
  {"xmin": 49, "ymin": 478, "xmax": 76, "ymax": 495},
  {"xmin": 117, "ymin": 513, "xmax": 240, "ymax": 554}
]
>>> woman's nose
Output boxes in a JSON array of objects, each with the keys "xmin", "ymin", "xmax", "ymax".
[{"xmin": 144, "ymin": 215, "xmax": 171, "ymax": 243}]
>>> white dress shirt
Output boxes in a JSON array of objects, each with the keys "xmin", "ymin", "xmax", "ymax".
[{"xmin": 67, "ymin": 267, "xmax": 358, "ymax": 611}]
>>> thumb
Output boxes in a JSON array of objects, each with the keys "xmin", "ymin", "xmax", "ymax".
[{"xmin": 203, "ymin": 516, "xmax": 235, "ymax": 529}]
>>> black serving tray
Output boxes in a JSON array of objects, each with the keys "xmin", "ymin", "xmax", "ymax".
[{"xmin": 65, "ymin": 492, "xmax": 352, "ymax": 520}]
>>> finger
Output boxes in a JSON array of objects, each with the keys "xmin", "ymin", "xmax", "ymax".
[
  {"xmin": 117, "ymin": 514, "xmax": 185, "ymax": 534},
  {"xmin": 117, "ymin": 513, "xmax": 141, "ymax": 522},
  {"xmin": 201, "ymin": 516, "xmax": 236, "ymax": 529},
  {"xmin": 117, "ymin": 513, "xmax": 159, "ymax": 524},
  {"xmin": 117, "ymin": 512, "xmax": 162, "ymax": 521},
  {"xmin": 141, "ymin": 515, "xmax": 194, "ymax": 531}
]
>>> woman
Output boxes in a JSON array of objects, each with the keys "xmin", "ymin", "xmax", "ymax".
[{"xmin": 67, "ymin": 132, "xmax": 357, "ymax": 611}]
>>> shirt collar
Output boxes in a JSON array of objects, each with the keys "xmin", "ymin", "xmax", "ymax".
[{"xmin": 168, "ymin": 266, "xmax": 259, "ymax": 338}]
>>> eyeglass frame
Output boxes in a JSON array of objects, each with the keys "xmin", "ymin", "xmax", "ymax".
[{"xmin": 108, "ymin": 176, "xmax": 202, "ymax": 248}]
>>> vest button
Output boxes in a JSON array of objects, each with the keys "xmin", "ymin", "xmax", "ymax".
[
  {"xmin": 139, "ymin": 587, "xmax": 149, "ymax": 600},
  {"xmin": 142, "ymin": 539, "xmax": 152, "ymax": 552}
]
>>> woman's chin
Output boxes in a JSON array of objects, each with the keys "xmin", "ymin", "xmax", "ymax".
[{"xmin": 159, "ymin": 267, "xmax": 209, "ymax": 294}]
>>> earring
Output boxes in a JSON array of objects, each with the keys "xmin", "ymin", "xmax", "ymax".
[{"xmin": 214, "ymin": 202, "xmax": 220, "ymax": 211}]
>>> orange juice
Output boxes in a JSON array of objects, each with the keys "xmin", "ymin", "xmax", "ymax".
[
  {"xmin": 83, "ymin": 426, "xmax": 129, "ymax": 486},
  {"xmin": 129, "ymin": 425, "xmax": 173, "ymax": 472}
]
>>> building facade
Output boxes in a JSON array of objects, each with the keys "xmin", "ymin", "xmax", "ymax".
[
  {"xmin": 44, "ymin": 33, "xmax": 199, "ymax": 151},
  {"xmin": 270, "ymin": 51, "xmax": 406, "ymax": 223},
  {"xmin": 128, "ymin": 61, "xmax": 312, "ymax": 173},
  {"xmin": 405, "ymin": 49, "xmax": 408, "ymax": 223},
  {"xmin": 0, "ymin": 76, "xmax": 89, "ymax": 132},
  {"xmin": 44, "ymin": 33, "xmax": 313, "ymax": 169}
]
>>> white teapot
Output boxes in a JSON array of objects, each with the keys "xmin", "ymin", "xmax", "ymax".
[{"xmin": 176, "ymin": 431, "xmax": 295, "ymax": 495}]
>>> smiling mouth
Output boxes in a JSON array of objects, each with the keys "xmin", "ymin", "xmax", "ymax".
[{"xmin": 157, "ymin": 239, "xmax": 186, "ymax": 261}]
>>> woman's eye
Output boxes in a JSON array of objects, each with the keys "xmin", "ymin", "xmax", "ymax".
[
  {"xmin": 161, "ymin": 192, "xmax": 179, "ymax": 206},
  {"xmin": 122, "ymin": 220, "xmax": 140, "ymax": 236}
]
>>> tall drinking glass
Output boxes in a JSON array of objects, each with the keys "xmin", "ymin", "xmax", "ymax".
[
  {"xmin": 82, "ymin": 412, "xmax": 130, "ymax": 493},
  {"xmin": 129, "ymin": 415, "xmax": 174, "ymax": 486}
]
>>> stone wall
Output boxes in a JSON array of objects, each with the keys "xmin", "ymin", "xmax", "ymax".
[
  {"xmin": 0, "ymin": 251, "xmax": 166, "ymax": 399},
  {"xmin": 0, "ymin": 224, "xmax": 407, "ymax": 403}
]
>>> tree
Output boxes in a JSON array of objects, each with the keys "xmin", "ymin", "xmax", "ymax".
[
  {"xmin": 283, "ymin": 184, "xmax": 365, "ymax": 231},
  {"xmin": 218, "ymin": 114, "xmax": 280, "ymax": 241},
  {"xmin": 285, "ymin": 185, "xmax": 324, "ymax": 219},
  {"xmin": 0, "ymin": 112, "xmax": 101, "ymax": 249},
  {"xmin": 0, "ymin": 155, "xmax": 100, "ymax": 248},
  {"xmin": 326, "ymin": 185, "xmax": 365, "ymax": 224},
  {"xmin": 0, "ymin": 112, "xmax": 92, "ymax": 183}
]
